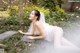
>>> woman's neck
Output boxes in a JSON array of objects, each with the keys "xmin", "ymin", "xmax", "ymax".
[{"xmin": 32, "ymin": 20, "xmax": 37, "ymax": 23}]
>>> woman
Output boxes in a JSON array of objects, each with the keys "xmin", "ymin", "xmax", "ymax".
[{"xmin": 18, "ymin": 10, "xmax": 78, "ymax": 49}]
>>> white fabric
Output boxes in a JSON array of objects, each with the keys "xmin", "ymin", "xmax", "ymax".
[
  {"xmin": 39, "ymin": 12, "xmax": 45, "ymax": 23},
  {"xmin": 28, "ymin": 12, "xmax": 79, "ymax": 49},
  {"xmin": 28, "ymin": 12, "xmax": 63, "ymax": 42}
]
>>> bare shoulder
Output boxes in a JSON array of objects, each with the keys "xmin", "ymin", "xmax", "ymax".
[
  {"xmin": 35, "ymin": 21, "xmax": 44, "ymax": 32},
  {"xmin": 35, "ymin": 21, "xmax": 41, "ymax": 26}
]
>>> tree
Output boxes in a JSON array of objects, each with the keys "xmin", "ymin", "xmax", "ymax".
[
  {"xmin": 18, "ymin": 0, "xmax": 24, "ymax": 29},
  {"xmin": 70, "ymin": 2, "xmax": 75, "ymax": 12}
]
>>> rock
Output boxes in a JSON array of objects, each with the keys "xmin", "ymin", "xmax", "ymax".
[{"xmin": 0, "ymin": 31, "xmax": 17, "ymax": 40}]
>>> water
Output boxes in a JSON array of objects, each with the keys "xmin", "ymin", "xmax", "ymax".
[{"xmin": 23, "ymin": 17, "xmax": 80, "ymax": 53}]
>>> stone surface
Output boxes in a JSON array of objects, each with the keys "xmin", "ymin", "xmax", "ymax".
[{"xmin": 0, "ymin": 31, "xmax": 17, "ymax": 40}]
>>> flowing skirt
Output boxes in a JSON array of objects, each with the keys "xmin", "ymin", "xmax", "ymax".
[
  {"xmin": 43, "ymin": 23, "xmax": 79, "ymax": 49},
  {"xmin": 21, "ymin": 23, "xmax": 80, "ymax": 53}
]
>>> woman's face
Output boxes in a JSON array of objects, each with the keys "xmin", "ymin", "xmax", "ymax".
[{"xmin": 29, "ymin": 11, "xmax": 36, "ymax": 21}]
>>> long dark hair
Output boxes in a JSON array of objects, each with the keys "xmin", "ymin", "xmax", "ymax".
[{"xmin": 33, "ymin": 10, "xmax": 40, "ymax": 21}]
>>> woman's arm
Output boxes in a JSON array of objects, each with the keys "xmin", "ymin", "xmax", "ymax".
[
  {"xmin": 22, "ymin": 32, "xmax": 33, "ymax": 35},
  {"xmin": 18, "ymin": 23, "xmax": 34, "ymax": 35},
  {"xmin": 18, "ymin": 30, "xmax": 33, "ymax": 35}
]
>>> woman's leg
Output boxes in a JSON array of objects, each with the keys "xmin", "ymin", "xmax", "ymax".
[
  {"xmin": 53, "ymin": 27, "xmax": 79, "ymax": 49},
  {"xmin": 53, "ymin": 27, "xmax": 63, "ymax": 48}
]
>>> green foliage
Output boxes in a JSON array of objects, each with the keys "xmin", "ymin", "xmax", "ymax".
[
  {"xmin": 57, "ymin": 0, "xmax": 64, "ymax": 5},
  {"xmin": 1, "ymin": 6, "xmax": 29, "ymax": 26},
  {"xmin": 0, "ymin": 11, "xmax": 9, "ymax": 18},
  {"xmin": 54, "ymin": 5, "xmax": 68, "ymax": 21},
  {"xmin": 24, "ymin": 5, "xmax": 50, "ymax": 15},
  {"xmin": 0, "ymin": 0, "xmax": 67, "ymax": 28},
  {"xmin": 4, "ymin": 16, "xmax": 19, "ymax": 25},
  {"xmin": 46, "ymin": 5, "xmax": 69, "ymax": 25},
  {"xmin": 10, "ymin": 5, "xmax": 50, "ymax": 15},
  {"xmin": 2, "ymin": 5, "xmax": 50, "ymax": 26},
  {"xmin": 0, "ymin": 3, "xmax": 8, "ymax": 11},
  {"xmin": 4, "ymin": 10, "xmax": 19, "ymax": 25},
  {"xmin": 22, "ymin": 11, "xmax": 31, "ymax": 26},
  {"xmin": 41, "ymin": 0, "xmax": 55, "ymax": 11},
  {"xmin": 0, "ymin": 33, "xmax": 25, "ymax": 53},
  {"xmin": 10, "ymin": 6, "xmax": 18, "ymax": 12}
]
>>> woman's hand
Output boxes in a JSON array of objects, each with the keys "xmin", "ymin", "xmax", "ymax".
[{"xmin": 18, "ymin": 30, "xmax": 23, "ymax": 34}]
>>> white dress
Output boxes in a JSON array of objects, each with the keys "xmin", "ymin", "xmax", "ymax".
[
  {"xmin": 27, "ymin": 22, "xmax": 80, "ymax": 53},
  {"xmin": 22, "ymin": 12, "xmax": 80, "ymax": 53},
  {"xmin": 27, "ymin": 12, "xmax": 79, "ymax": 49},
  {"xmin": 28, "ymin": 22, "xmax": 79, "ymax": 48},
  {"xmin": 43, "ymin": 23, "xmax": 63, "ymax": 42},
  {"xmin": 42, "ymin": 23, "xmax": 79, "ymax": 48}
]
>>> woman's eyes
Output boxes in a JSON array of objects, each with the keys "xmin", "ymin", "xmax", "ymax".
[
  {"xmin": 32, "ymin": 13, "xmax": 34, "ymax": 15},
  {"xmin": 30, "ymin": 12, "xmax": 34, "ymax": 15},
  {"xmin": 31, "ymin": 13, "xmax": 33, "ymax": 15}
]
